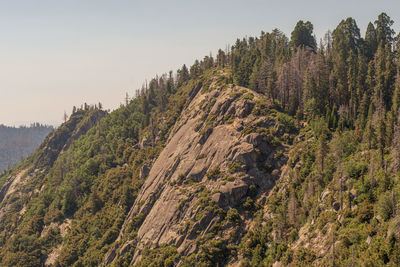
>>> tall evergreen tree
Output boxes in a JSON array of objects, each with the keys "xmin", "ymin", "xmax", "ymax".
[
  {"xmin": 332, "ymin": 18, "xmax": 362, "ymax": 107},
  {"xmin": 392, "ymin": 113, "xmax": 400, "ymax": 173},
  {"xmin": 177, "ymin": 64, "xmax": 190, "ymax": 86},
  {"xmin": 374, "ymin": 43, "xmax": 395, "ymax": 111},
  {"xmin": 375, "ymin": 12, "xmax": 396, "ymax": 46},
  {"xmin": 290, "ymin": 20, "xmax": 317, "ymax": 51},
  {"xmin": 365, "ymin": 22, "xmax": 378, "ymax": 59}
]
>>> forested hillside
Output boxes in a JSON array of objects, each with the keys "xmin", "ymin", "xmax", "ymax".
[
  {"xmin": 0, "ymin": 12, "xmax": 399, "ymax": 266},
  {"xmin": 0, "ymin": 124, "xmax": 53, "ymax": 172}
]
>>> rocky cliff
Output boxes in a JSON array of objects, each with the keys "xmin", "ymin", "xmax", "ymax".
[
  {"xmin": 1, "ymin": 64, "xmax": 397, "ymax": 266},
  {"xmin": 102, "ymin": 71, "xmax": 294, "ymax": 266}
]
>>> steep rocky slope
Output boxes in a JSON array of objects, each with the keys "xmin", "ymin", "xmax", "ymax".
[
  {"xmin": 103, "ymin": 71, "xmax": 296, "ymax": 266},
  {"xmin": 0, "ymin": 63, "xmax": 399, "ymax": 266},
  {"xmin": 2, "ymin": 12, "xmax": 400, "ymax": 265},
  {"xmin": 0, "ymin": 69, "xmax": 298, "ymax": 266}
]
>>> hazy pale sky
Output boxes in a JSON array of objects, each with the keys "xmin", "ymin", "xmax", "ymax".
[{"xmin": 1, "ymin": 0, "xmax": 399, "ymax": 126}]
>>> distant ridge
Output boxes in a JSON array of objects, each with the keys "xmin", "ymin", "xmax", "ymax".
[{"xmin": 0, "ymin": 123, "xmax": 53, "ymax": 172}]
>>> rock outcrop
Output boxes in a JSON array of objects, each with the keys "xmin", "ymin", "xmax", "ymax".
[
  {"xmin": 35, "ymin": 109, "xmax": 106, "ymax": 168},
  {"xmin": 104, "ymin": 75, "xmax": 288, "ymax": 265}
]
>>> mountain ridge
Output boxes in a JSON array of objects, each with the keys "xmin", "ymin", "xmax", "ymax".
[
  {"xmin": 0, "ymin": 124, "xmax": 53, "ymax": 172},
  {"xmin": 0, "ymin": 13, "xmax": 400, "ymax": 266}
]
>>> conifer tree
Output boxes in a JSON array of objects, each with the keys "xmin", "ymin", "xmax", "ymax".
[
  {"xmin": 177, "ymin": 64, "xmax": 189, "ymax": 86},
  {"xmin": 365, "ymin": 22, "xmax": 378, "ymax": 59},
  {"xmin": 392, "ymin": 112, "xmax": 400, "ymax": 173},
  {"xmin": 317, "ymin": 133, "xmax": 329, "ymax": 173},
  {"xmin": 216, "ymin": 49, "xmax": 227, "ymax": 68},
  {"xmin": 363, "ymin": 103, "xmax": 375, "ymax": 149},
  {"xmin": 290, "ymin": 20, "xmax": 317, "ymax": 51},
  {"xmin": 392, "ymin": 71, "xmax": 400, "ymax": 118},
  {"xmin": 375, "ymin": 12, "xmax": 395, "ymax": 46}
]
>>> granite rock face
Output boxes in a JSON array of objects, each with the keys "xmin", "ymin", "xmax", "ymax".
[{"xmin": 104, "ymin": 78, "xmax": 288, "ymax": 265}]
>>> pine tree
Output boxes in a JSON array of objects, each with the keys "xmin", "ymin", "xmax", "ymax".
[
  {"xmin": 257, "ymin": 61, "xmax": 274, "ymax": 97},
  {"xmin": 302, "ymin": 69, "xmax": 317, "ymax": 119},
  {"xmin": 366, "ymin": 61, "xmax": 376, "ymax": 95},
  {"xmin": 216, "ymin": 49, "xmax": 226, "ymax": 68},
  {"xmin": 177, "ymin": 64, "xmax": 189, "ymax": 86},
  {"xmin": 358, "ymin": 92, "xmax": 369, "ymax": 129},
  {"xmin": 392, "ymin": 112, "xmax": 400, "ymax": 173},
  {"xmin": 314, "ymin": 49, "xmax": 330, "ymax": 113},
  {"xmin": 392, "ymin": 71, "xmax": 400, "ymax": 118},
  {"xmin": 373, "ymin": 43, "xmax": 395, "ymax": 112},
  {"xmin": 317, "ymin": 133, "xmax": 329, "ymax": 173},
  {"xmin": 290, "ymin": 20, "xmax": 317, "ymax": 51},
  {"xmin": 365, "ymin": 22, "xmax": 378, "ymax": 59},
  {"xmin": 125, "ymin": 92, "xmax": 130, "ymax": 106},
  {"xmin": 63, "ymin": 111, "xmax": 68, "ymax": 123},
  {"xmin": 190, "ymin": 60, "xmax": 202, "ymax": 79},
  {"xmin": 347, "ymin": 51, "xmax": 358, "ymax": 119},
  {"xmin": 249, "ymin": 59, "xmax": 261, "ymax": 92},
  {"xmin": 375, "ymin": 12, "xmax": 395, "ymax": 46},
  {"xmin": 332, "ymin": 18, "xmax": 362, "ymax": 108},
  {"xmin": 288, "ymin": 189, "xmax": 298, "ymax": 225},
  {"xmin": 376, "ymin": 111, "xmax": 386, "ymax": 165},
  {"xmin": 363, "ymin": 103, "xmax": 375, "ymax": 149}
]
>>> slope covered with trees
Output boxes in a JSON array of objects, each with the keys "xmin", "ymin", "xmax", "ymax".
[
  {"xmin": 0, "ymin": 124, "xmax": 53, "ymax": 172},
  {"xmin": 0, "ymin": 12, "xmax": 399, "ymax": 266}
]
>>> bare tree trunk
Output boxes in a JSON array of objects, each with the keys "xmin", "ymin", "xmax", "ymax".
[
  {"xmin": 331, "ymin": 230, "xmax": 335, "ymax": 267},
  {"xmin": 340, "ymin": 176, "xmax": 343, "ymax": 211},
  {"xmin": 393, "ymin": 188, "xmax": 396, "ymax": 218}
]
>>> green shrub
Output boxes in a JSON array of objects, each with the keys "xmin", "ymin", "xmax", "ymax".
[
  {"xmin": 207, "ymin": 166, "xmax": 221, "ymax": 180},
  {"xmin": 292, "ymin": 247, "xmax": 316, "ymax": 265},
  {"xmin": 377, "ymin": 192, "xmax": 393, "ymax": 221},
  {"xmin": 316, "ymin": 210, "xmax": 336, "ymax": 230},
  {"xmin": 226, "ymin": 208, "xmax": 241, "ymax": 223},
  {"xmin": 196, "ymin": 154, "xmax": 206, "ymax": 160},
  {"xmin": 229, "ymin": 89, "xmax": 245, "ymax": 99},
  {"xmin": 243, "ymin": 197, "xmax": 255, "ymax": 211},
  {"xmin": 345, "ymin": 158, "xmax": 368, "ymax": 179},
  {"xmin": 137, "ymin": 244, "xmax": 179, "ymax": 267},
  {"xmin": 252, "ymin": 99, "xmax": 270, "ymax": 116},
  {"xmin": 356, "ymin": 202, "xmax": 374, "ymax": 223},
  {"xmin": 276, "ymin": 112, "xmax": 296, "ymax": 133},
  {"xmin": 243, "ymin": 92, "xmax": 254, "ymax": 100},
  {"xmin": 228, "ymin": 161, "xmax": 242, "ymax": 174}
]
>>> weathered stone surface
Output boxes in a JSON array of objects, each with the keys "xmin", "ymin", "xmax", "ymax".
[
  {"xmin": 120, "ymin": 240, "xmax": 135, "ymax": 256},
  {"xmin": 104, "ymin": 81, "xmax": 286, "ymax": 266},
  {"xmin": 219, "ymin": 181, "xmax": 249, "ymax": 207},
  {"xmin": 103, "ymin": 248, "xmax": 116, "ymax": 266}
]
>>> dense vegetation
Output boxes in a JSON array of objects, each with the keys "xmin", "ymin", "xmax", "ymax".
[
  {"xmin": 0, "ymin": 123, "xmax": 53, "ymax": 172},
  {"xmin": 0, "ymin": 12, "xmax": 399, "ymax": 266},
  {"xmin": 224, "ymin": 13, "xmax": 400, "ymax": 266}
]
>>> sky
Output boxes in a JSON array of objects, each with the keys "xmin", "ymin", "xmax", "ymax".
[{"xmin": 0, "ymin": 0, "xmax": 399, "ymax": 126}]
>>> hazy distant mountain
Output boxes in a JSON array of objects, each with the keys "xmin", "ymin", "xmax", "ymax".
[{"xmin": 0, "ymin": 123, "xmax": 53, "ymax": 172}]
